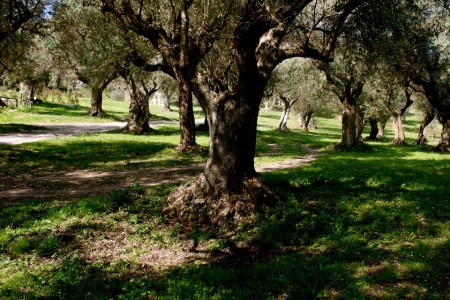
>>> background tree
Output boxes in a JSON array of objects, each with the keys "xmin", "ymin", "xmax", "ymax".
[
  {"xmin": 102, "ymin": 0, "xmax": 232, "ymax": 150},
  {"xmin": 11, "ymin": 35, "xmax": 53, "ymax": 100},
  {"xmin": 368, "ymin": 71, "xmax": 413, "ymax": 145},
  {"xmin": 51, "ymin": 0, "xmax": 125, "ymax": 116},
  {"xmin": 121, "ymin": 64, "xmax": 159, "ymax": 134},
  {"xmin": 375, "ymin": 1, "xmax": 450, "ymax": 150},
  {"xmin": 269, "ymin": 58, "xmax": 328, "ymax": 132},
  {"xmin": 412, "ymin": 90, "xmax": 435, "ymax": 145},
  {"xmin": 362, "ymin": 91, "xmax": 391, "ymax": 140},
  {"xmin": 156, "ymin": 72, "xmax": 177, "ymax": 111},
  {"xmin": 1, "ymin": 0, "xmax": 51, "ymax": 75},
  {"xmin": 319, "ymin": 49, "xmax": 367, "ymax": 147}
]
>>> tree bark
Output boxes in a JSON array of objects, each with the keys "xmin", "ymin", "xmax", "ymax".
[
  {"xmin": 340, "ymin": 98, "xmax": 359, "ymax": 147},
  {"xmin": 89, "ymin": 87, "xmax": 105, "ymax": 117},
  {"xmin": 299, "ymin": 111, "xmax": 314, "ymax": 132},
  {"xmin": 377, "ymin": 118, "xmax": 388, "ymax": 139},
  {"xmin": 414, "ymin": 109, "xmax": 434, "ymax": 145},
  {"xmin": 204, "ymin": 92, "xmax": 260, "ymax": 193},
  {"xmin": 276, "ymin": 95, "xmax": 296, "ymax": 131},
  {"xmin": 367, "ymin": 117, "xmax": 379, "ymax": 140},
  {"xmin": 122, "ymin": 78, "xmax": 157, "ymax": 135},
  {"xmin": 355, "ymin": 105, "xmax": 365, "ymax": 141},
  {"xmin": 163, "ymin": 93, "xmax": 171, "ymax": 111},
  {"xmin": 392, "ymin": 114, "xmax": 407, "ymax": 145},
  {"xmin": 177, "ymin": 79, "xmax": 196, "ymax": 150},
  {"xmin": 437, "ymin": 113, "xmax": 450, "ymax": 152},
  {"xmin": 383, "ymin": 83, "xmax": 413, "ymax": 145},
  {"xmin": 124, "ymin": 95, "xmax": 150, "ymax": 134}
]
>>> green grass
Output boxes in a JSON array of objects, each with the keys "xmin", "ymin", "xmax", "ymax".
[
  {"xmin": 0, "ymin": 97, "xmax": 205, "ymax": 125},
  {"xmin": 0, "ymin": 101, "xmax": 449, "ymax": 299},
  {"xmin": 0, "ymin": 125, "xmax": 210, "ymax": 174}
]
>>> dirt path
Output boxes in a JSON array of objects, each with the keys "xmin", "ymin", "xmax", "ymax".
[
  {"xmin": 0, "ymin": 122, "xmax": 320, "ymax": 206},
  {"xmin": 0, "ymin": 120, "xmax": 177, "ymax": 145}
]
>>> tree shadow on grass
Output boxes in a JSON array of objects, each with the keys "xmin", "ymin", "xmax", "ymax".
[
  {"xmin": 0, "ymin": 123, "xmax": 47, "ymax": 134},
  {"xmin": 256, "ymin": 145, "xmax": 449, "ymax": 297},
  {"xmin": 0, "ymin": 125, "xmax": 210, "ymax": 174}
]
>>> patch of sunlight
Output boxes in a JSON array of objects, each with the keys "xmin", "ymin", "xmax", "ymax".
[
  {"xmin": 362, "ymin": 282, "xmax": 426, "ymax": 299},
  {"xmin": 402, "ymin": 151, "xmax": 449, "ymax": 161},
  {"xmin": 366, "ymin": 176, "xmax": 390, "ymax": 188},
  {"xmin": 401, "ymin": 261, "xmax": 427, "ymax": 273},
  {"xmin": 340, "ymin": 176, "xmax": 355, "ymax": 183},
  {"xmin": 400, "ymin": 182, "xmax": 434, "ymax": 192}
]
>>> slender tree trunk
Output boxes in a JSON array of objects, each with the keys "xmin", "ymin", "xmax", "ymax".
[
  {"xmin": 89, "ymin": 87, "xmax": 105, "ymax": 117},
  {"xmin": 276, "ymin": 108, "xmax": 288, "ymax": 131},
  {"xmin": 392, "ymin": 114, "xmax": 407, "ymax": 145},
  {"xmin": 306, "ymin": 112, "xmax": 315, "ymax": 129},
  {"xmin": 276, "ymin": 96, "xmax": 296, "ymax": 131},
  {"xmin": 414, "ymin": 110, "xmax": 435, "ymax": 145},
  {"xmin": 340, "ymin": 98, "xmax": 358, "ymax": 147},
  {"xmin": 28, "ymin": 82, "xmax": 36, "ymax": 100},
  {"xmin": 299, "ymin": 113, "xmax": 306, "ymax": 131},
  {"xmin": 367, "ymin": 117, "xmax": 379, "ymax": 140}
]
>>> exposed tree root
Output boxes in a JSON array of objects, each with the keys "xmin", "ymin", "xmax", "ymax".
[
  {"xmin": 332, "ymin": 141, "xmax": 372, "ymax": 152},
  {"xmin": 121, "ymin": 124, "xmax": 155, "ymax": 135},
  {"xmin": 88, "ymin": 110, "xmax": 107, "ymax": 117},
  {"xmin": 392, "ymin": 139, "xmax": 407, "ymax": 145},
  {"xmin": 436, "ymin": 142, "xmax": 449, "ymax": 153},
  {"xmin": 175, "ymin": 144, "xmax": 208, "ymax": 153},
  {"xmin": 164, "ymin": 174, "xmax": 275, "ymax": 232}
]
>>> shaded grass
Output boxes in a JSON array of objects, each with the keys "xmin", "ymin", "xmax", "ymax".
[
  {"xmin": 1, "ymin": 141, "xmax": 448, "ymax": 299},
  {"xmin": 0, "ymin": 123, "xmax": 47, "ymax": 134},
  {"xmin": 0, "ymin": 125, "xmax": 210, "ymax": 175},
  {"xmin": 1, "ymin": 103, "xmax": 449, "ymax": 299}
]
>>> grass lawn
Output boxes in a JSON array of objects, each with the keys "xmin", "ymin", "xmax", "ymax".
[
  {"xmin": 0, "ymin": 97, "xmax": 205, "ymax": 128},
  {"xmin": 0, "ymin": 102, "xmax": 449, "ymax": 299}
]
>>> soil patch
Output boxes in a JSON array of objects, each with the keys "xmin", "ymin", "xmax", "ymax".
[{"xmin": 0, "ymin": 143, "xmax": 319, "ymax": 207}]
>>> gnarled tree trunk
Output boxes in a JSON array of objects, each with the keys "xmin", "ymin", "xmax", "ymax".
[
  {"xmin": 414, "ymin": 109, "xmax": 435, "ymax": 145},
  {"xmin": 123, "ymin": 77, "xmax": 158, "ymax": 135},
  {"xmin": 383, "ymin": 82, "xmax": 413, "ymax": 145},
  {"xmin": 89, "ymin": 87, "xmax": 105, "ymax": 117},
  {"xmin": 341, "ymin": 98, "xmax": 358, "ymax": 147},
  {"xmin": 377, "ymin": 118, "xmax": 388, "ymax": 139},
  {"xmin": 355, "ymin": 105, "xmax": 365, "ymax": 141},
  {"xmin": 163, "ymin": 92, "xmax": 172, "ymax": 111}
]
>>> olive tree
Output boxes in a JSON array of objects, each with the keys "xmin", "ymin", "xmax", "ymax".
[
  {"xmin": 51, "ymin": 0, "xmax": 125, "ymax": 116},
  {"xmin": 269, "ymin": 58, "xmax": 328, "ymax": 132},
  {"xmin": 101, "ymin": 0, "xmax": 232, "ymax": 150}
]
